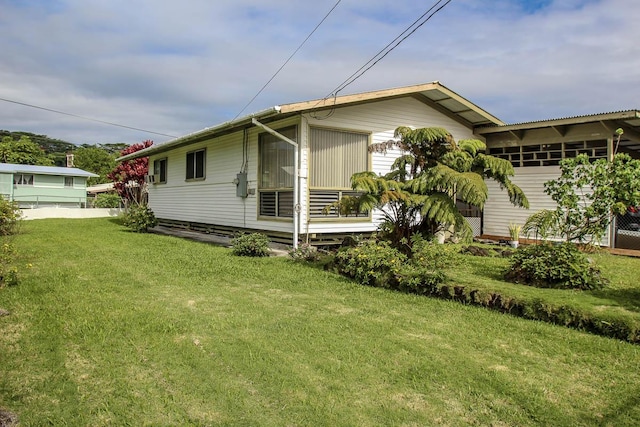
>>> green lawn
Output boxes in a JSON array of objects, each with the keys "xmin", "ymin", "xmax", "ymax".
[
  {"xmin": 1, "ymin": 218, "xmax": 640, "ymax": 426},
  {"xmin": 446, "ymin": 246, "xmax": 640, "ymax": 329}
]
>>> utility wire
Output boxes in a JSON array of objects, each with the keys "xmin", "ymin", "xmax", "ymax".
[
  {"xmin": 0, "ymin": 96, "xmax": 179, "ymax": 138},
  {"xmin": 324, "ymin": 0, "xmax": 453, "ymax": 100},
  {"xmin": 232, "ymin": 0, "xmax": 342, "ymax": 120}
]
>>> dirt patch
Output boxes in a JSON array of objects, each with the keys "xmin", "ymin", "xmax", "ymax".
[
  {"xmin": 0, "ymin": 308, "xmax": 10, "ymax": 317},
  {"xmin": 0, "ymin": 408, "xmax": 18, "ymax": 427}
]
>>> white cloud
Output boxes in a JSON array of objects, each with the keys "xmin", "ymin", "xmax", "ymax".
[{"xmin": 0, "ymin": 0, "xmax": 638, "ymax": 144}]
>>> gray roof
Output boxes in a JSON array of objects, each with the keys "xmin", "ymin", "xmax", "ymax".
[{"xmin": 0, "ymin": 163, "xmax": 99, "ymax": 178}]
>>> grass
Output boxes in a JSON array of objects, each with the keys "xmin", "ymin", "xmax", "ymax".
[
  {"xmin": 0, "ymin": 218, "xmax": 639, "ymax": 425},
  {"xmin": 446, "ymin": 247, "xmax": 640, "ymax": 328}
]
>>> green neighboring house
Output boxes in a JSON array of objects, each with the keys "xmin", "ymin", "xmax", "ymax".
[{"xmin": 0, "ymin": 163, "xmax": 98, "ymax": 208}]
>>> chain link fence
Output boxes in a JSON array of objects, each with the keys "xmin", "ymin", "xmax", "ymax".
[{"xmin": 614, "ymin": 208, "xmax": 640, "ymax": 250}]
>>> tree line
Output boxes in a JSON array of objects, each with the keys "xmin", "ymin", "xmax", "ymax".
[{"xmin": 0, "ymin": 130, "xmax": 132, "ymax": 186}]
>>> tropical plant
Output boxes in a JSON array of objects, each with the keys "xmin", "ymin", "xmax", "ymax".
[
  {"xmin": 524, "ymin": 153, "xmax": 640, "ymax": 244},
  {"xmin": 335, "ymin": 127, "xmax": 528, "ymax": 248},
  {"xmin": 505, "ymin": 242, "xmax": 607, "ymax": 290},
  {"xmin": 108, "ymin": 140, "xmax": 153, "ymax": 205},
  {"xmin": 508, "ymin": 223, "xmax": 521, "ymax": 241}
]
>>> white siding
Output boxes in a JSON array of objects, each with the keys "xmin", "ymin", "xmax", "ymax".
[
  {"xmin": 149, "ymin": 96, "xmax": 478, "ymax": 238},
  {"xmin": 304, "ymin": 96, "xmax": 477, "ymax": 235},
  {"xmin": 483, "ymin": 166, "xmax": 560, "ymax": 238},
  {"xmin": 483, "ymin": 166, "xmax": 611, "ymax": 246},
  {"xmin": 149, "ymin": 116, "xmax": 301, "ymax": 235}
]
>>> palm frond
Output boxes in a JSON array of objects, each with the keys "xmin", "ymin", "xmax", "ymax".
[
  {"xmin": 457, "ymin": 139, "xmax": 486, "ymax": 156},
  {"xmin": 476, "ymin": 154, "xmax": 515, "ymax": 179},
  {"xmin": 440, "ymin": 151, "xmax": 473, "ymax": 172},
  {"xmin": 504, "ymin": 180, "xmax": 530, "ymax": 209},
  {"xmin": 523, "ymin": 209, "xmax": 561, "ymax": 241}
]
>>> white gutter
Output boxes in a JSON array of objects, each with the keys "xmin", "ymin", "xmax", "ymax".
[
  {"xmin": 117, "ymin": 106, "xmax": 282, "ymax": 162},
  {"xmin": 251, "ymin": 118, "xmax": 300, "ymax": 249}
]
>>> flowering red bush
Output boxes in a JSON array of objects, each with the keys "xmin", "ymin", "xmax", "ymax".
[{"xmin": 107, "ymin": 140, "xmax": 153, "ymax": 204}]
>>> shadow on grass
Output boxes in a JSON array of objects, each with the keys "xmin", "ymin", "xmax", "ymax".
[{"xmin": 590, "ymin": 288, "xmax": 640, "ymax": 314}]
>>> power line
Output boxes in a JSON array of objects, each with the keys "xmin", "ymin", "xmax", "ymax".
[
  {"xmin": 0, "ymin": 96, "xmax": 179, "ymax": 139},
  {"xmin": 232, "ymin": 0, "xmax": 342, "ymax": 121},
  {"xmin": 325, "ymin": 0, "xmax": 454, "ymax": 99}
]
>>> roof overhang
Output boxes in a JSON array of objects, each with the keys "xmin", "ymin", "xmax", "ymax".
[
  {"xmin": 476, "ymin": 110, "xmax": 640, "ymax": 137},
  {"xmin": 474, "ymin": 110, "xmax": 640, "ymax": 153},
  {"xmin": 118, "ymin": 81, "xmax": 503, "ymax": 161}
]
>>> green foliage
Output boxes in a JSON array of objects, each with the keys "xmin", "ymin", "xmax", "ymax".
[
  {"xmin": 92, "ymin": 193, "xmax": 122, "ymax": 208},
  {"xmin": 541, "ymin": 153, "xmax": 640, "ymax": 243},
  {"xmin": 410, "ymin": 235, "xmax": 461, "ymax": 270},
  {"xmin": 288, "ymin": 243, "xmax": 321, "ymax": 262},
  {"xmin": 522, "ymin": 209, "xmax": 561, "ymax": 241},
  {"xmin": 505, "ymin": 243, "xmax": 607, "ymax": 290},
  {"xmin": 0, "ymin": 135, "xmax": 54, "ymax": 165},
  {"xmin": 332, "ymin": 237, "xmax": 460, "ymax": 293},
  {"xmin": 0, "ymin": 196, "xmax": 21, "ymax": 236},
  {"xmin": 73, "ymin": 146, "xmax": 117, "ymax": 185},
  {"xmin": 338, "ymin": 127, "xmax": 528, "ymax": 248},
  {"xmin": 231, "ymin": 232, "xmax": 271, "ymax": 257},
  {"xmin": 0, "ymin": 130, "xmax": 74, "ymax": 167},
  {"xmin": 122, "ymin": 205, "xmax": 158, "ymax": 233},
  {"xmin": 0, "ymin": 241, "xmax": 19, "ymax": 287},
  {"xmin": 334, "ymin": 240, "xmax": 407, "ymax": 287}
]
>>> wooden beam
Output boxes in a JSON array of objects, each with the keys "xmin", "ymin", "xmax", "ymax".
[
  {"xmin": 508, "ymin": 129, "xmax": 525, "ymax": 141},
  {"xmin": 551, "ymin": 125, "xmax": 567, "ymax": 137}
]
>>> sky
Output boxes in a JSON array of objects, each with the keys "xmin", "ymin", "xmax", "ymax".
[{"xmin": 0, "ymin": 0, "xmax": 638, "ymax": 146}]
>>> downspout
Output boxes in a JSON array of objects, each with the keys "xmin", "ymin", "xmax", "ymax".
[{"xmin": 251, "ymin": 118, "xmax": 300, "ymax": 249}]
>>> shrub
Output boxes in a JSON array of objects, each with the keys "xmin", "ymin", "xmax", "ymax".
[
  {"xmin": 122, "ymin": 205, "xmax": 158, "ymax": 233},
  {"xmin": 0, "ymin": 196, "xmax": 21, "ymax": 236},
  {"xmin": 231, "ymin": 233, "xmax": 271, "ymax": 257},
  {"xmin": 333, "ymin": 239, "xmax": 406, "ymax": 288},
  {"xmin": 93, "ymin": 193, "xmax": 122, "ymax": 208},
  {"xmin": 504, "ymin": 243, "xmax": 607, "ymax": 290},
  {"xmin": 409, "ymin": 235, "xmax": 460, "ymax": 270},
  {"xmin": 0, "ymin": 241, "xmax": 19, "ymax": 287},
  {"xmin": 332, "ymin": 239, "xmax": 451, "ymax": 292},
  {"xmin": 288, "ymin": 243, "xmax": 320, "ymax": 262}
]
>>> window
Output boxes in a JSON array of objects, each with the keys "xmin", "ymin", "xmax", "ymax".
[
  {"xmin": 186, "ymin": 149, "xmax": 205, "ymax": 180},
  {"xmin": 64, "ymin": 177, "xmax": 74, "ymax": 187},
  {"xmin": 488, "ymin": 139, "xmax": 608, "ymax": 168},
  {"xmin": 13, "ymin": 174, "xmax": 33, "ymax": 186},
  {"xmin": 309, "ymin": 127, "xmax": 369, "ymax": 218},
  {"xmin": 259, "ymin": 126, "xmax": 297, "ymax": 218},
  {"xmin": 154, "ymin": 158, "xmax": 167, "ymax": 184}
]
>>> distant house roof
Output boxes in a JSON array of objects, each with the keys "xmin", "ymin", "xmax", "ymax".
[
  {"xmin": 87, "ymin": 182, "xmax": 115, "ymax": 194},
  {"xmin": 119, "ymin": 81, "xmax": 504, "ymax": 161},
  {"xmin": 0, "ymin": 163, "xmax": 99, "ymax": 178}
]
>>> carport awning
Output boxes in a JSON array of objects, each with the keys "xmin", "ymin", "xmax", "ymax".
[{"xmin": 475, "ymin": 110, "xmax": 640, "ymax": 155}]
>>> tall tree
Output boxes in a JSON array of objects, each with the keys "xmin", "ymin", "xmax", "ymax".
[
  {"xmin": 1, "ymin": 130, "xmax": 75, "ymax": 166},
  {"xmin": 73, "ymin": 146, "xmax": 117, "ymax": 186},
  {"xmin": 107, "ymin": 140, "xmax": 153, "ymax": 204},
  {"xmin": 339, "ymin": 127, "xmax": 528, "ymax": 247},
  {"xmin": 0, "ymin": 135, "xmax": 54, "ymax": 166}
]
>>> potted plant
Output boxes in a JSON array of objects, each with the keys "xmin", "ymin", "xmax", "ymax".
[{"xmin": 508, "ymin": 223, "xmax": 521, "ymax": 248}]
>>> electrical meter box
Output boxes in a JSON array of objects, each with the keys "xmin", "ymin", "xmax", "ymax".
[{"xmin": 236, "ymin": 172, "xmax": 248, "ymax": 198}]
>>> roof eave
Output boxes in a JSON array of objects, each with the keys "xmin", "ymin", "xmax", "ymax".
[
  {"xmin": 117, "ymin": 106, "xmax": 283, "ymax": 161},
  {"xmin": 475, "ymin": 110, "xmax": 640, "ymax": 135}
]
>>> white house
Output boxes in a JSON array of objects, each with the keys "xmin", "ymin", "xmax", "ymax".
[{"xmin": 119, "ymin": 82, "xmax": 640, "ymax": 249}]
